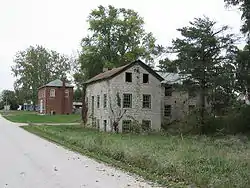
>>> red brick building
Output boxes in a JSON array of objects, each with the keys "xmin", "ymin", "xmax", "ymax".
[{"xmin": 38, "ymin": 79, "xmax": 74, "ymax": 114}]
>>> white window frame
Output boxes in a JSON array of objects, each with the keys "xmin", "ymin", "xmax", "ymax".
[
  {"xmin": 123, "ymin": 93, "xmax": 132, "ymax": 108},
  {"xmin": 65, "ymin": 89, "xmax": 69, "ymax": 98},
  {"xmin": 142, "ymin": 94, "xmax": 151, "ymax": 109},
  {"xmin": 50, "ymin": 89, "xmax": 56, "ymax": 97}
]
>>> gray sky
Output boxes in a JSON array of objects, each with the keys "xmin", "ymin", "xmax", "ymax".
[{"xmin": 0, "ymin": 0, "xmax": 242, "ymax": 91}]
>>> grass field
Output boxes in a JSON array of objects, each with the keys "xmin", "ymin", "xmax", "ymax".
[
  {"xmin": 1, "ymin": 111, "xmax": 81, "ymax": 123},
  {"xmin": 22, "ymin": 125, "xmax": 250, "ymax": 188}
]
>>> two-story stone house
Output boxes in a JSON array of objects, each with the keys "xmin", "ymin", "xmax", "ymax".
[
  {"xmin": 38, "ymin": 79, "xmax": 74, "ymax": 115},
  {"xmin": 84, "ymin": 60, "xmax": 164, "ymax": 132},
  {"xmin": 84, "ymin": 60, "xmax": 207, "ymax": 132}
]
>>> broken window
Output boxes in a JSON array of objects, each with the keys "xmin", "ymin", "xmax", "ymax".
[
  {"xmin": 123, "ymin": 94, "xmax": 132, "ymax": 108},
  {"xmin": 122, "ymin": 120, "xmax": 131, "ymax": 133},
  {"xmin": 125, "ymin": 72, "xmax": 132, "ymax": 82},
  {"xmin": 142, "ymin": 94, "xmax": 151, "ymax": 109},
  {"xmin": 164, "ymin": 105, "xmax": 171, "ymax": 117},
  {"xmin": 142, "ymin": 120, "xmax": 151, "ymax": 131},
  {"xmin": 165, "ymin": 86, "xmax": 172, "ymax": 96},
  {"xmin": 97, "ymin": 95, "xmax": 100, "ymax": 108},
  {"xmin": 143, "ymin": 74, "xmax": 149, "ymax": 83},
  {"xmin": 50, "ymin": 89, "xmax": 55, "ymax": 97},
  {"xmin": 103, "ymin": 94, "xmax": 107, "ymax": 108}
]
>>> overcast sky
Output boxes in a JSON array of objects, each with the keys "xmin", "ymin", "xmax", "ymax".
[{"xmin": 0, "ymin": 0, "xmax": 242, "ymax": 91}]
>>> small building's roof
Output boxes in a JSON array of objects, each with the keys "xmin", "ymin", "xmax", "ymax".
[
  {"xmin": 39, "ymin": 79, "xmax": 73, "ymax": 89},
  {"xmin": 85, "ymin": 60, "xmax": 164, "ymax": 85},
  {"xmin": 158, "ymin": 72, "xmax": 190, "ymax": 85}
]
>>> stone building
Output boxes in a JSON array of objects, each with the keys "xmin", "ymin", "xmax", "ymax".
[
  {"xmin": 84, "ymin": 60, "xmax": 205, "ymax": 132},
  {"xmin": 85, "ymin": 60, "xmax": 163, "ymax": 132}
]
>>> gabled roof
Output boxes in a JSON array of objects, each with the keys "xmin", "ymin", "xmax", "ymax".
[
  {"xmin": 39, "ymin": 79, "xmax": 73, "ymax": 89},
  {"xmin": 85, "ymin": 60, "xmax": 164, "ymax": 85}
]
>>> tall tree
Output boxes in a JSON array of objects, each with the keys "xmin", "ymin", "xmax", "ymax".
[
  {"xmin": 0, "ymin": 90, "xmax": 19, "ymax": 110},
  {"xmin": 12, "ymin": 45, "xmax": 72, "ymax": 104},
  {"xmin": 224, "ymin": 0, "xmax": 250, "ymax": 36},
  {"xmin": 78, "ymin": 5, "xmax": 164, "ymax": 80},
  {"xmin": 235, "ymin": 45, "xmax": 250, "ymax": 95},
  {"xmin": 171, "ymin": 16, "xmax": 237, "ymax": 132},
  {"xmin": 157, "ymin": 58, "xmax": 178, "ymax": 73}
]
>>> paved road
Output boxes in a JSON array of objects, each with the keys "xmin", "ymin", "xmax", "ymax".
[{"xmin": 0, "ymin": 116, "xmax": 159, "ymax": 188}]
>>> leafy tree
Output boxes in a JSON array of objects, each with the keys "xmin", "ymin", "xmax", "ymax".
[
  {"xmin": 234, "ymin": 45, "xmax": 250, "ymax": 95},
  {"xmin": 12, "ymin": 45, "xmax": 72, "ymax": 104},
  {"xmin": 78, "ymin": 5, "xmax": 164, "ymax": 80},
  {"xmin": 171, "ymin": 16, "xmax": 237, "ymax": 132},
  {"xmin": 0, "ymin": 90, "xmax": 19, "ymax": 110},
  {"xmin": 224, "ymin": 0, "xmax": 250, "ymax": 36},
  {"xmin": 73, "ymin": 88, "xmax": 83, "ymax": 102},
  {"xmin": 158, "ymin": 58, "xmax": 178, "ymax": 73}
]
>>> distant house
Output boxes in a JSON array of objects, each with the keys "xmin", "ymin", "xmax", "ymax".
[{"xmin": 38, "ymin": 79, "xmax": 74, "ymax": 115}]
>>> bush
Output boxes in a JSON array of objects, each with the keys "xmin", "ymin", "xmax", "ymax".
[
  {"xmin": 204, "ymin": 105, "xmax": 250, "ymax": 134},
  {"xmin": 164, "ymin": 105, "xmax": 250, "ymax": 135}
]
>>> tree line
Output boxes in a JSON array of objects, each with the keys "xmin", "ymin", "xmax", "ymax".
[{"xmin": 3, "ymin": 2, "xmax": 250, "ymax": 133}]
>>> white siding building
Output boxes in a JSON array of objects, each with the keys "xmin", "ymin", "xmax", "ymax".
[{"xmin": 85, "ymin": 60, "xmax": 164, "ymax": 132}]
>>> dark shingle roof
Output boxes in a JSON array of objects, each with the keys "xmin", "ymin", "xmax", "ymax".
[{"xmin": 85, "ymin": 60, "xmax": 164, "ymax": 85}]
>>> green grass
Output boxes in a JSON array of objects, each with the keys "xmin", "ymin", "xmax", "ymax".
[
  {"xmin": 22, "ymin": 125, "xmax": 250, "ymax": 188},
  {"xmin": 1, "ymin": 111, "xmax": 81, "ymax": 123}
]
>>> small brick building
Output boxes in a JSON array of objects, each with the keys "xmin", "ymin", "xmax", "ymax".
[{"xmin": 38, "ymin": 79, "xmax": 74, "ymax": 115}]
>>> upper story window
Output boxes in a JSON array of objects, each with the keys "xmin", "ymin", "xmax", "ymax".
[
  {"xmin": 143, "ymin": 74, "xmax": 149, "ymax": 83},
  {"xmin": 103, "ymin": 94, "xmax": 107, "ymax": 108},
  {"xmin": 65, "ymin": 89, "xmax": 69, "ymax": 98},
  {"xmin": 165, "ymin": 86, "xmax": 172, "ymax": 96},
  {"xmin": 97, "ymin": 95, "xmax": 100, "ymax": 108},
  {"xmin": 39, "ymin": 90, "xmax": 45, "ymax": 98},
  {"xmin": 50, "ymin": 89, "xmax": 55, "ymax": 97},
  {"xmin": 125, "ymin": 72, "xmax": 132, "ymax": 82},
  {"xmin": 142, "ymin": 94, "xmax": 151, "ymax": 109},
  {"xmin": 123, "ymin": 94, "xmax": 132, "ymax": 108}
]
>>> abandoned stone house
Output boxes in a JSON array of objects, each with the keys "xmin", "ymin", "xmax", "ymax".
[{"xmin": 84, "ymin": 60, "xmax": 201, "ymax": 132}]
